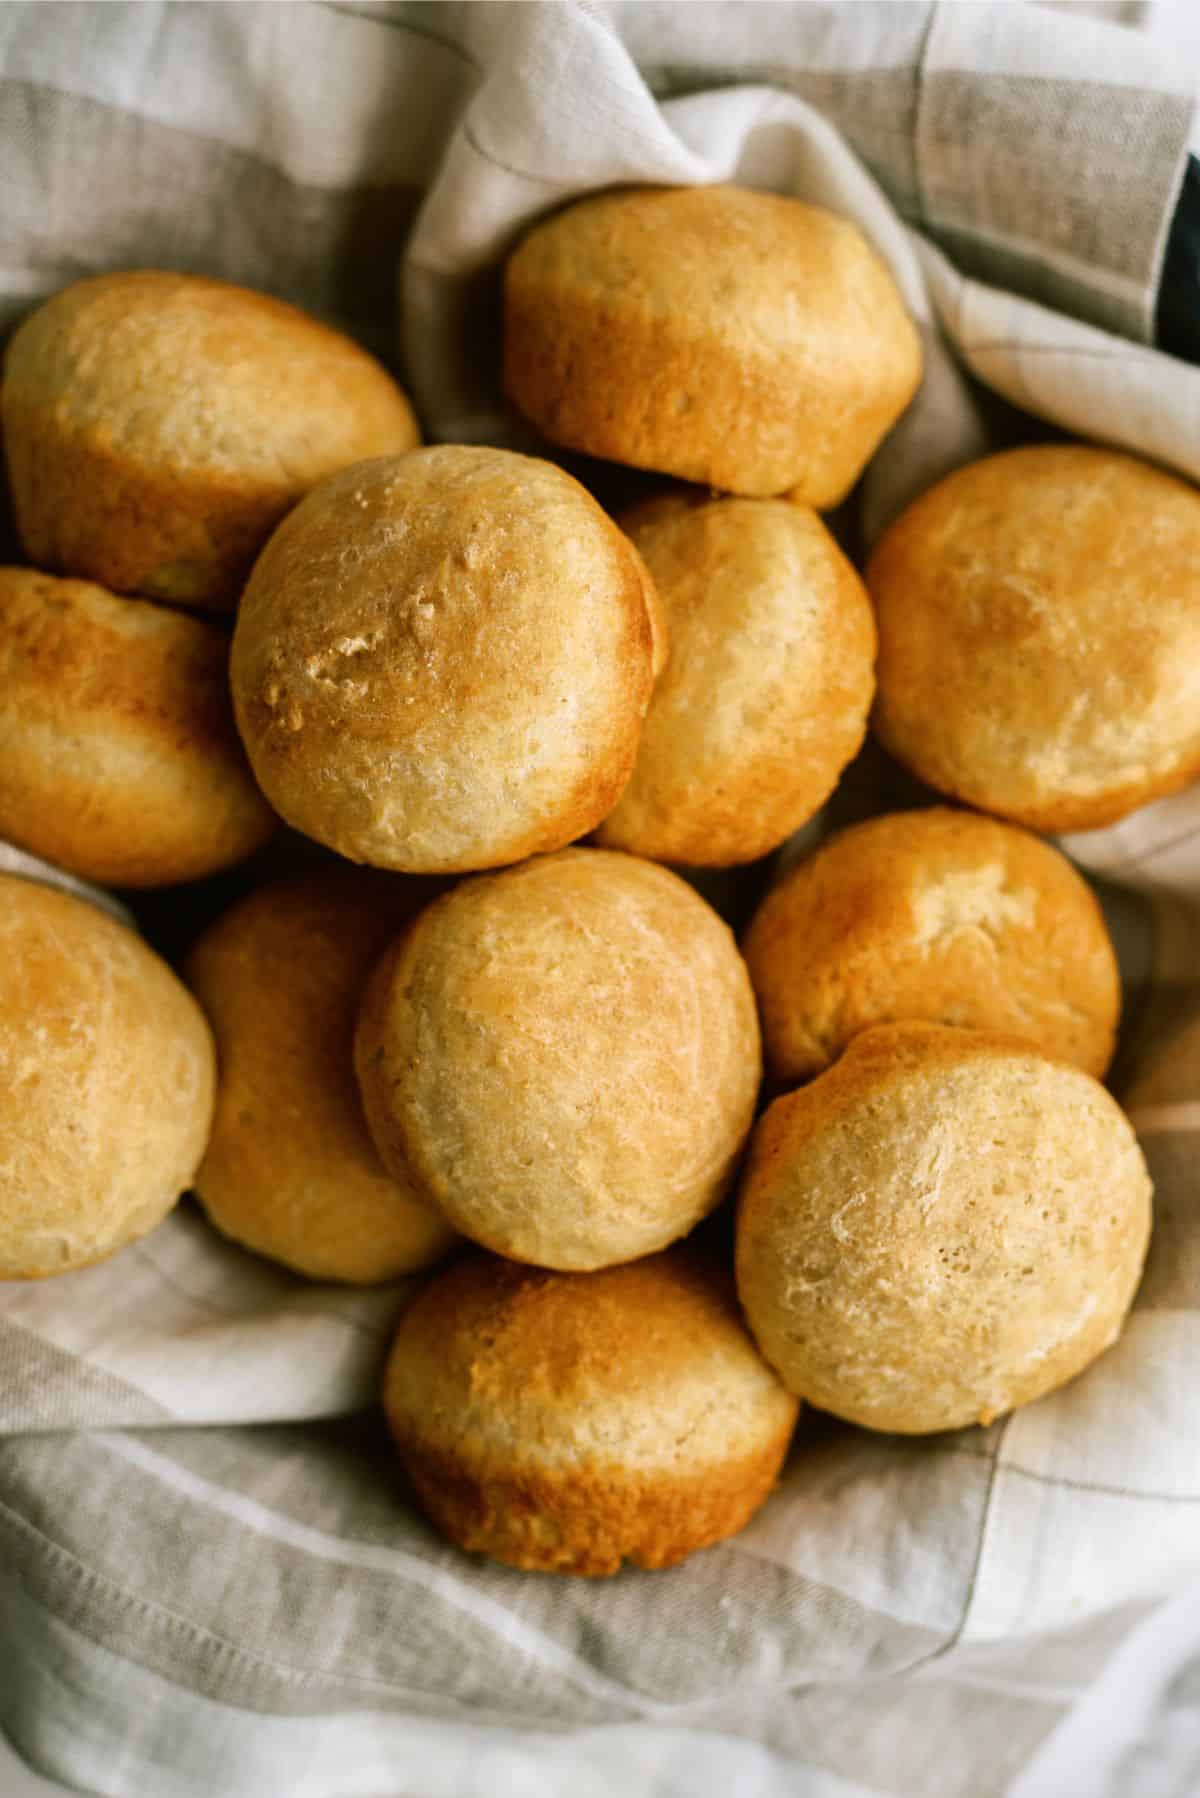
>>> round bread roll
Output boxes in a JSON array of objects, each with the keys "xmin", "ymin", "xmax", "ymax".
[
  {"xmin": 1, "ymin": 270, "xmax": 420, "ymax": 610},
  {"xmin": 185, "ymin": 870, "xmax": 456, "ymax": 1284},
  {"xmin": 870, "ymin": 444, "xmax": 1200, "ymax": 832},
  {"xmin": 383, "ymin": 1249, "xmax": 799, "ymax": 1574},
  {"xmin": 355, "ymin": 848, "xmax": 762, "ymax": 1270},
  {"xmin": 743, "ymin": 807, "xmax": 1120, "ymax": 1083},
  {"xmin": 503, "ymin": 184, "xmax": 922, "ymax": 504},
  {"xmin": 736, "ymin": 1024, "xmax": 1152, "ymax": 1433},
  {"xmin": 0, "ymin": 567, "xmax": 276, "ymax": 886},
  {"xmin": 594, "ymin": 496, "xmax": 876, "ymax": 865},
  {"xmin": 230, "ymin": 447, "xmax": 656, "ymax": 873},
  {"xmin": 0, "ymin": 876, "xmax": 215, "ymax": 1278}
]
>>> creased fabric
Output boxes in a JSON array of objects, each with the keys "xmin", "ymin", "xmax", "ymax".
[{"xmin": 1, "ymin": 5, "xmax": 1200, "ymax": 1796}]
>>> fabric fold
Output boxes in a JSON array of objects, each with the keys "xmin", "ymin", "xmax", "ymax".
[{"xmin": 1, "ymin": 3, "xmax": 1199, "ymax": 1795}]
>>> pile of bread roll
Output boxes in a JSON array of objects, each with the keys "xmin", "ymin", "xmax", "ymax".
[{"xmin": 3, "ymin": 183, "xmax": 1180, "ymax": 1577}]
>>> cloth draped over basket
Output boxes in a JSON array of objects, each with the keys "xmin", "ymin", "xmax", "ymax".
[{"xmin": 1, "ymin": 4, "xmax": 1200, "ymax": 1794}]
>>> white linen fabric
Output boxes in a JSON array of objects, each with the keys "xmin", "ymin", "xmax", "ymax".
[{"xmin": 2, "ymin": 4, "xmax": 1200, "ymax": 1795}]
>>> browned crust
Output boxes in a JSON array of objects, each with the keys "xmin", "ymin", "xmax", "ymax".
[
  {"xmin": 506, "ymin": 279, "xmax": 814, "ymax": 499},
  {"xmin": 867, "ymin": 443, "xmax": 1200, "ymax": 833},
  {"xmin": 380, "ymin": 1249, "xmax": 798, "ymax": 1570},
  {"xmin": 184, "ymin": 869, "xmax": 456, "ymax": 1285},
  {"xmin": 3, "ymin": 398, "xmax": 305, "ymax": 612},
  {"xmin": 872, "ymin": 718, "xmax": 1200, "ymax": 837},
  {"xmin": 353, "ymin": 851, "xmax": 761, "ymax": 1269},
  {"xmin": 0, "ymin": 876, "xmax": 215, "ymax": 1280},
  {"xmin": 503, "ymin": 187, "xmax": 921, "ymax": 504},
  {"xmin": 230, "ymin": 452, "xmax": 655, "ymax": 875},
  {"xmin": 391, "ymin": 1426, "xmax": 794, "ymax": 1577},
  {"xmin": 740, "ymin": 806, "xmax": 1121, "ymax": 1082},
  {"xmin": 735, "ymin": 1024, "xmax": 1153, "ymax": 1433},
  {"xmin": 0, "ymin": 567, "xmax": 277, "ymax": 885},
  {"xmin": 594, "ymin": 498, "xmax": 877, "ymax": 868},
  {"xmin": 2, "ymin": 271, "xmax": 421, "ymax": 612}
]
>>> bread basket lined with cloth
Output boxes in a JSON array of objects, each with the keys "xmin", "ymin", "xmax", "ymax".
[{"xmin": 1, "ymin": 3, "xmax": 1199, "ymax": 1794}]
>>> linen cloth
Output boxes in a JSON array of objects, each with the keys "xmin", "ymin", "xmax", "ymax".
[{"xmin": 2, "ymin": 3, "xmax": 1200, "ymax": 1793}]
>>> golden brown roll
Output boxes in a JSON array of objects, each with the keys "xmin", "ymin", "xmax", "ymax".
[
  {"xmin": 0, "ymin": 567, "xmax": 276, "ymax": 887},
  {"xmin": 1, "ymin": 271, "xmax": 420, "ymax": 610},
  {"xmin": 355, "ymin": 848, "xmax": 762, "ymax": 1270},
  {"xmin": 0, "ymin": 876, "xmax": 215, "ymax": 1278},
  {"xmin": 383, "ymin": 1249, "xmax": 799, "ymax": 1574},
  {"xmin": 736, "ymin": 1024, "xmax": 1152, "ymax": 1434},
  {"xmin": 503, "ymin": 184, "xmax": 921, "ymax": 504},
  {"xmin": 742, "ymin": 807, "xmax": 1120, "ymax": 1083},
  {"xmin": 230, "ymin": 447, "xmax": 656, "ymax": 873},
  {"xmin": 870, "ymin": 444, "xmax": 1200, "ymax": 832},
  {"xmin": 185, "ymin": 870, "xmax": 457, "ymax": 1284},
  {"xmin": 594, "ymin": 497, "xmax": 876, "ymax": 865}
]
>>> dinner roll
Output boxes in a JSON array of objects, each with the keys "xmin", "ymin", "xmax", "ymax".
[
  {"xmin": 1, "ymin": 271, "xmax": 420, "ymax": 609},
  {"xmin": 736, "ymin": 1024, "xmax": 1152, "ymax": 1434},
  {"xmin": 871, "ymin": 445, "xmax": 1200, "ymax": 832},
  {"xmin": 0, "ymin": 876, "xmax": 215, "ymax": 1278},
  {"xmin": 503, "ymin": 184, "xmax": 921, "ymax": 503},
  {"xmin": 595, "ymin": 496, "xmax": 876, "ymax": 865},
  {"xmin": 231, "ymin": 447, "xmax": 656, "ymax": 872},
  {"xmin": 355, "ymin": 848, "xmax": 761, "ymax": 1270},
  {"xmin": 0, "ymin": 568, "xmax": 276, "ymax": 887},
  {"xmin": 186, "ymin": 870, "xmax": 456, "ymax": 1284},
  {"xmin": 383, "ymin": 1249, "xmax": 799, "ymax": 1574},
  {"xmin": 743, "ymin": 807, "xmax": 1120, "ymax": 1083}
]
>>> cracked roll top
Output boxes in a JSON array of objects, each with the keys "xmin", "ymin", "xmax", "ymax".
[
  {"xmin": 742, "ymin": 807, "xmax": 1120, "ymax": 1084},
  {"xmin": 1, "ymin": 270, "xmax": 420, "ymax": 610},
  {"xmin": 382, "ymin": 1248, "xmax": 800, "ymax": 1575},
  {"xmin": 735, "ymin": 1023, "xmax": 1152, "ymax": 1435},
  {"xmin": 229, "ymin": 446, "xmax": 658, "ymax": 873}
]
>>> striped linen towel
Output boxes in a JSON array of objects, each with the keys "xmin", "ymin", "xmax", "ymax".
[{"xmin": 2, "ymin": 4, "xmax": 1200, "ymax": 1794}]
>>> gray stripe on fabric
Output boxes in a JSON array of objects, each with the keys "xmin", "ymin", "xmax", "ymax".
[
  {"xmin": 137, "ymin": 1410, "xmax": 993, "ymax": 1637},
  {"xmin": 0, "ymin": 1316, "xmax": 169, "ymax": 1433},
  {"xmin": 0, "ymin": 1513, "xmax": 622, "ymax": 1727},
  {"xmin": 0, "ymin": 1551, "xmax": 1152, "ymax": 1798},
  {"xmin": 615, "ymin": 0, "xmax": 930, "ymax": 216},
  {"xmin": 0, "ymin": 1422, "xmax": 944, "ymax": 1724},
  {"xmin": 0, "ymin": 81, "xmax": 422, "ymax": 360},
  {"xmin": 641, "ymin": 63, "xmax": 925, "ymax": 213},
  {"xmin": 916, "ymin": 73, "xmax": 1194, "ymax": 340},
  {"xmin": 930, "ymin": 223, "xmax": 1150, "ymax": 342}
]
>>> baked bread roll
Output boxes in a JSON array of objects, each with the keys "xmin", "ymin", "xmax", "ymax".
[
  {"xmin": 595, "ymin": 496, "xmax": 876, "ymax": 865},
  {"xmin": 0, "ymin": 876, "xmax": 215, "ymax": 1278},
  {"xmin": 736, "ymin": 1024, "xmax": 1152, "ymax": 1434},
  {"xmin": 743, "ymin": 807, "xmax": 1120, "ymax": 1082},
  {"xmin": 0, "ymin": 567, "xmax": 276, "ymax": 887},
  {"xmin": 870, "ymin": 444, "xmax": 1200, "ymax": 832},
  {"xmin": 503, "ymin": 184, "xmax": 921, "ymax": 503},
  {"xmin": 186, "ymin": 869, "xmax": 456, "ymax": 1284},
  {"xmin": 383, "ymin": 1249, "xmax": 799, "ymax": 1574},
  {"xmin": 1, "ymin": 271, "xmax": 420, "ymax": 610},
  {"xmin": 355, "ymin": 848, "xmax": 761, "ymax": 1270},
  {"xmin": 230, "ymin": 447, "xmax": 656, "ymax": 873}
]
